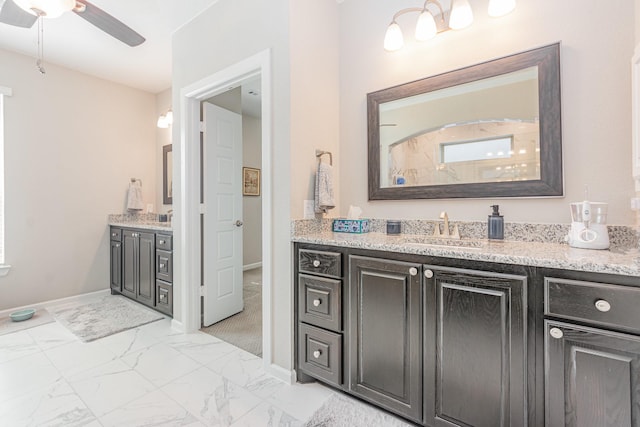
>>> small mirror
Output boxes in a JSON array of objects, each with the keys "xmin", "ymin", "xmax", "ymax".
[
  {"xmin": 368, "ymin": 43, "xmax": 562, "ymax": 200},
  {"xmin": 163, "ymin": 144, "xmax": 173, "ymax": 205}
]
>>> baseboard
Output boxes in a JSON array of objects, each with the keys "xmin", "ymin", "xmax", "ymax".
[
  {"xmin": 265, "ymin": 362, "xmax": 296, "ymax": 385},
  {"xmin": 243, "ymin": 262, "xmax": 262, "ymax": 271},
  {"xmin": 170, "ymin": 318, "xmax": 185, "ymax": 332},
  {"xmin": 0, "ymin": 288, "xmax": 111, "ymax": 316}
]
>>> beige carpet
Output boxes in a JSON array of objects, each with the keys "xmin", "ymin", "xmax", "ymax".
[{"xmin": 200, "ymin": 268, "xmax": 263, "ymax": 356}]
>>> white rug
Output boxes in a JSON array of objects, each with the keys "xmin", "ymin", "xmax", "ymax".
[
  {"xmin": 50, "ymin": 295, "xmax": 164, "ymax": 342},
  {"xmin": 0, "ymin": 308, "xmax": 55, "ymax": 336},
  {"xmin": 304, "ymin": 394, "xmax": 416, "ymax": 427}
]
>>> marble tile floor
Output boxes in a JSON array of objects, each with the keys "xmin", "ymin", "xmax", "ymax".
[{"xmin": 0, "ymin": 315, "xmax": 337, "ymax": 426}]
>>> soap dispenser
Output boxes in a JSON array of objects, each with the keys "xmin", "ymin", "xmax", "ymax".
[{"xmin": 488, "ymin": 205, "xmax": 504, "ymax": 240}]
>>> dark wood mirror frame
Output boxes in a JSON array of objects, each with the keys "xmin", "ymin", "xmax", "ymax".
[
  {"xmin": 368, "ymin": 43, "xmax": 562, "ymax": 200},
  {"xmin": 163, "ymin": 144, "xmax": 173, "ymax": 205}
]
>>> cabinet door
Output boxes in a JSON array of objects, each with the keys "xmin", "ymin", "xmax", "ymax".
[
  {"xmin": 110, "ymin": 240, "xmax": 122, "ymax": 291},
  {"xmin": 136, "ymin": 231, "xmax": 155, "ymax": 306},
  {"xmin": 121, "ymin": 230, "xmax": 137, "ymax": 299},
  {"xmin": 348, "ymin": 255, "xmax": 422, "ymax": 423},
  {"xmin": 424, "ymin": 265, "xmax": 527, "ymax": 427},
  {"xmin": 545, "ymin": 320, "xmax": 640, "ymax": 427}
]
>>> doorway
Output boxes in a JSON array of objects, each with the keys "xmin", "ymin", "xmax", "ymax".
[
  {"xmin": 199, "ymin": 80, "xmax": 264, "ymax": 357},
  {"xmin": 177, "ymin": 50, "xmax": 273, "ymax": 370}
]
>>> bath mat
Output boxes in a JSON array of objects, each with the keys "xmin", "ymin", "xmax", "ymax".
[
  {"xmin": 50, "ymin": 295, "xmax": 164, "ymax": 342},
  {"xmin": 0, "ymin": 308, "xmax": 55, "ymax": 336},
  {"xmin": 303, "ymin": 394, "xmax": 415, "ymax": 427}
]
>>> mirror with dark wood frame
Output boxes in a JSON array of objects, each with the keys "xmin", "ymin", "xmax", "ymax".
[{"xmin": 368, "ymin": 43, "xmax": 562, "ymax": 200}]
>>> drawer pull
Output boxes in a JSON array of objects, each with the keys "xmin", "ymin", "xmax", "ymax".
[
  {"xmin": 313, "ymin": 260, "xmax": 321, "ymax": 267},
  {"xmin": 424, "ymin": 269, "xmax": 434, "ymax": 279},
  {"xmin": 313, "ymin": 350, "xmax": 322, "ymax": 359},
  {"xmin": 595, "ymin": 299, "xmax": 611, "ymax": 312},
  {"xmin": 115, "ymin": 243, "xmax": 120, "ymax": 248},
  {"xmin": 112, "ymin": 233, "xmax": 117, "ymax": 237},
  {"xmin": 312, "ymin": 299, "xmax": 322, "ymax": 307},
  {"xmin": 409, "ymin": 267, "xmax": 418, "ymax": 276},
  {"xmin": 159, "ymin": 240, "xmax": 165, "ymax": 244},
  {"xmin": 159, "ymin": 263, "xmax": 165, "ymax": 269},
  {"xmin": 159, "ymin": 294, "xmax": 165, "ymax": 300},
  {"xmin": 549, "ymin": 327, "xmax": 564, "ymax": 339}
]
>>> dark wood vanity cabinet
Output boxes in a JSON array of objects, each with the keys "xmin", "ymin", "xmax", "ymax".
[
  {"xmin": 423, "ymin": 266, "xmax": 528, "ymax": 427},
  {"xmin": 544, "ymin": 276, "xmax": 640, "ymax": 427},
  {"xmin": 348, "ymin": 255, "xmax": 423, "ymax": 423},
  {"xmin": 122, "ymin": 229, "xmax": 155, "ymax": 306},
  {"xmin": 110, "ymin": 226, "xmax": 173, "ymax": 316}
]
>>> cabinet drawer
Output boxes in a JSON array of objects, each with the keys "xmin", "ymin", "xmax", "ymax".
[
  {"xmin": 156, "ymin": 250, "xmax": 173, "ymax": 283},
  {"xmin": 545, "ymin": 277, "xmax": 640, "ymax": 334},
  {"xmin": 156, "ymin": 234, "xmax": 172, "ymax": 251},
  {"xmin": 110, "ymin": 227, "xmax": 122, "ymax": 242},
  {"xmin": 299, "ymin": 249, "xmax": 342, "ymax": 278},
  {"xmin": 298, "ymin": 274, "xmax": 341, "ymax": 332},
  {"xmin": 155, "ymin": 280, "xmax": 172, "ymax": 316},
  {"xmin": 298, "ymin": 323, "xmax": 342, "ymax": 386}
]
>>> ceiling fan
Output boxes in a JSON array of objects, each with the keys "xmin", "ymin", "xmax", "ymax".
[{"xmin": 0, "ymin": 0, "xmax": 145, "ymax": 47}]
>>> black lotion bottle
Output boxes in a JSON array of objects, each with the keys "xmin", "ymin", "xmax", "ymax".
[{"xmin": 488, "ymin": 205, "xmax": 504, "ymax": 240}]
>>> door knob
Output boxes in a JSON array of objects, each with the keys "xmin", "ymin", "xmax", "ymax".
[{"xmin": 235, "ymin": 220, "xmax": 243, "ymax": 227}]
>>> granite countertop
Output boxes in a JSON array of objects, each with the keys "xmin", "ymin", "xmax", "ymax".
[
  {"xmin": 109, "ymin": 221, "xmax": 172, "ymax": 232},
  {"xmin": 292, "ymin": 231, "xmax": 640, "ymax": 277}
]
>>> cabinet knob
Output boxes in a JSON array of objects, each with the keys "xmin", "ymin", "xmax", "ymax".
[
  {"xmin": 595, "ymin": 299, "xmax": 611, "ymax": 312},
  {"xmin": 312, "ymin": 299, "xmax": 321, "ymax": 307},
  {"xmin": 313, "ymin": 350, "xmax": 322, "ymax": 359},
  {"xmin": 159, "ymin": 294, "xmax": 165, "ymax": 300},
  {"xmin": 159, "ymin": 240, "xmax": 165, "ymax": 244},
  {"xmin": 115, "ymin": 244, "xmax": 120, "ymax": 248},
  {"xmin": 424, "ymin": 269, "xmax": 434, "ymax": 279},
  {"xmin": 549, "ymin": 327, "xmax": 564, "ymax": 339},
  {"xmin": 112, "ymin": 233, "xmax": 116, "ymax": 237},
  {"xmin": 313, "ymin": 260, "xmax": 321, "ymax": 267},
  {"xmin": 159, "ymin": 263, "xmax": 165, "ymax": 269},
  {"xmin": 409, "ymin": 267, "xmax": 418, "ymax": 276}
]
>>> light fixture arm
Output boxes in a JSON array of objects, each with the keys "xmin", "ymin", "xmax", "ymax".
[{"xmin": 390, "ymin": 0, "xmax": 445, "ymax": 23}]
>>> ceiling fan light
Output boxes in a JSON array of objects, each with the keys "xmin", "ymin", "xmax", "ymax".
[
  {"xmin": 488, "ymin": 0, "xmax": 516, "ymax": 17},
  {"xmin": 13, "ymin": 0, "xmax": 76, "ymax": 18},
  {"xmin": 415, "ymin": 10, "xmax": 437, "ymax": 41},
  {"xmin": 449, "ymin": 0, "xmax": 474, "ymax": 30},
  {"xmin": 384, "ymin": 21, "xmax": 404, "ymax": 52}
]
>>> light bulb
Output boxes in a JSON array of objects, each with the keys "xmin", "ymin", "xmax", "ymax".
[
  {"xmin": 157, "ymin": 116, "xmax": 169, "ymax": 128},
  {"xmin": 415, "ymin": 10, "xmax": 437, "ymax": 41},
  {"xmin": 165, "ymin": 110, "xmax": 173, "ymax": 125},
  {"xmin": 384, "ymin": 21, "xmax": 404, "ymax": 52},
  {"xmin": 13, "ymin": 0, "xmax": 75, "ymax": 18},
  {"xmin": 449, "ymin": 0, "xmax": 474, "ymax": 30},
  {"xmin": 488, "ymin": 0, "xmax": 516, "ymax": 17}
]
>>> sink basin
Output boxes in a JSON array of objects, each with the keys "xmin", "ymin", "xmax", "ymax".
[{"xmin": 401, "ymin": 237, "xmax": 486, "ymax": 250}]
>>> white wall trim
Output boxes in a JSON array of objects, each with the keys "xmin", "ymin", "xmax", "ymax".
[
  {"xmin": 266, "ymin": 363, "xmax": 296, "ymax": 385},
  {"xmin": 243, "ymin": 262, "xmax": 262, "ymax": 271},
  {"xmin": 0, "ymin": 87, "xmax": 11, "ymax": 97},
  {"xmin": 0, "ymin": 288, "xmax": 109, "ymax": 317},
  {"xmin": 170, "ymin": 318, "xmax": 185, "ymax": 333},
  {"xmin": 178, "ymin": 49, "xmax": 274, "ymax": 369}
]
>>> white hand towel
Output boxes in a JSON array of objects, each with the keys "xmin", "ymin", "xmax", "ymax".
[
  {"xmin": 315, "ymin": 162, "xmax": 335, "ymax": 214},
  {"xmin": 127, "ymin": 181, "xmax": 144, "ymax": 211}
]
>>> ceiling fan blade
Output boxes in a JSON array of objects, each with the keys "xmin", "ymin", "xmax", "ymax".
[
  {"xmin": 73, "ymin": 0, "xmax": 145, "ymax": 47},
  {"xmin": 0, "ymin": 0, "xmax": 37, "ymax": 28}
]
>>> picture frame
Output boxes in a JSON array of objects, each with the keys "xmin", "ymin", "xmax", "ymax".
[
  {"xmin": 242, "ymin": 167, "xmax": 260, "ymax": 196},
  {"xmin": 163, "ymin": 144, "xmax": 173, "ymax": 205}
]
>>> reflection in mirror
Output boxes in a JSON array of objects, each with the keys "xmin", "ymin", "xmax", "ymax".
[{"xmin": 368, "ymin": 43, "xmax": 562, "ymax": 200}]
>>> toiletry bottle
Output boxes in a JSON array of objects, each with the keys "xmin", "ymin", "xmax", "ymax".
[{"xmin": 488, "ymin": 205, "xmax": 504, "ymax": 240}]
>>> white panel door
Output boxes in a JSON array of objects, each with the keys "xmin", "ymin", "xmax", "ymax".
[{"xmin": 203, "ymin": 102, "xmax": 243, "ymax": 326}]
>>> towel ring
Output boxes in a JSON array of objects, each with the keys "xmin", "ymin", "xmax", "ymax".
[{"xmin": 315, "ymin": 150, "xmax": 332, "ymax": 166}]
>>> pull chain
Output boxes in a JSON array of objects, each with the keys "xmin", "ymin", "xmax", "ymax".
[{"xmin": 36, "ymin": 15, "xmax": 46, "ymax": 74}]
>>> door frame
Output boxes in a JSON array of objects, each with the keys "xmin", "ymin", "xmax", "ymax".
[{"xmin": 177, "ymin": 49, "xmax": 273, "ymax": 370}]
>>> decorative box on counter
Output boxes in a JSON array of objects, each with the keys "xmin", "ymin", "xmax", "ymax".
[{"xmin": 332, "ymin": 218, "xmax": 370, "ymax": 234}]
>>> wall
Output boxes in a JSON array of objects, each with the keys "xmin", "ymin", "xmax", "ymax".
[
  {"xmin": 156, "ymin": 88, "xmax": 172, "ymax": 214},
  {"xmin": 337, "ymin": 0, "xmax": 636, "ymax": 225},
  {"xmin": 242, "ymin": 115, "xmax": 262, "ymax": 268},
  {"xmin": 0, "ymin": 48, "xmax": 156, "ymax": 310}
]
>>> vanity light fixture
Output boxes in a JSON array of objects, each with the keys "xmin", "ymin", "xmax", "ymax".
[
  {"xmin": 384, "ymin": 0, "xmax": 516, "ymax": 52},
  {"xmin": 157, "ymin": 109, "xmax": 173, "ymax": 128}
]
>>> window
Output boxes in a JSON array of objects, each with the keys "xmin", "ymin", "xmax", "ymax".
[{"xmin": 0, "ymin": 86, "xmax": 9, "ymax": 274}]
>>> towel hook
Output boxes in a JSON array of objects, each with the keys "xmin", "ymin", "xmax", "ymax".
[
  {"xmin": 315, "ymin": 150, "xmax": 333, "ymax": 166},
  {"xmin": 130, "ymin": 178, "xmax": 142, "ymax": 186}
]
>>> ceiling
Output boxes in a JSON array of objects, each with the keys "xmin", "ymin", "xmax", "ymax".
[{"xmin": 0, "ymin": 0, "xmax": 218, "ymax": 93}]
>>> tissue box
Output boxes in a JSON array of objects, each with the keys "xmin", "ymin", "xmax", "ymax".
[{"xmin": 332, "ymin": 219, "xmax": 370, "ymax": 234}]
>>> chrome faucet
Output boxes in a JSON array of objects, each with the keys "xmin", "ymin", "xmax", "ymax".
[
  {"xmin": 167, "ymin": 209, "xmax": 173, "ymax": 222},
  {"xmin": 433, "ymin": 211, "xmax": 460, "ymax": 239}
]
